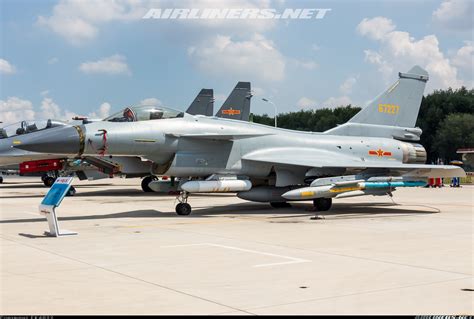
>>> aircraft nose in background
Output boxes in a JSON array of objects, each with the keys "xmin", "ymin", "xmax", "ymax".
[{"xmin": 12, "ymin": 126, "xmax": 83, "ymax": 155}]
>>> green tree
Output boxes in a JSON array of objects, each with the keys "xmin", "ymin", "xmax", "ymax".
[
  {"xmin": 251, "ymin": 105, "xmax": 361, "ymax": 132},
  {"xmin": 432, "ymin": 113, "xmax": 474, "ymax": 161},
  {"xmin": 417, "ymin": 87, "xmax": 474, "ymax": 162}
]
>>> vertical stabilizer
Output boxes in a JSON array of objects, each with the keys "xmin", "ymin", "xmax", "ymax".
[
  {"xmin": 349, "ymin": 66, "xmax": 428, "ymax": 128},
  {"xmin": 216, "ymin": 82, "xmax": 252, "ymax": 121},
  {"xmin": 186, "ymin": 89, "xmax": 214, "ymax": 116}
]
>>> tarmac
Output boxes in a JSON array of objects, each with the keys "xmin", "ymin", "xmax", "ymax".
[{"xmin": 0, "ymin": 176, "xmax": 472, "ymax": 315}]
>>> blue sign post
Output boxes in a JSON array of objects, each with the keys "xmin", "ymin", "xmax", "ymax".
[{"xmin": 39, "ymin": 177, "xmax": 77, "ymax": 237}]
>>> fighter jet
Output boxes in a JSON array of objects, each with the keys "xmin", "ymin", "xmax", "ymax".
[
  {"xmin": 1, "ymin": 83, "xmax": 252, "ymax": 190},
  {"xmin": 14, "ymin": 66, "xmax": 465, "ymax": 215},
  {"xmin": 0, "ymin": 88, "xmax": 215, "ymax": 188}
]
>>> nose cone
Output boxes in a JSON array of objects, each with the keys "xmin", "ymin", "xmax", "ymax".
[{"xmin": 12, "ymin": 125, "xmax": 83, "ymax": 155}]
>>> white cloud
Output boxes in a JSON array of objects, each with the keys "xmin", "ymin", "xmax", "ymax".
[
  {"xmin": 296, "ymin": 97, "xmax": 317, "ymax": 109},
  {"xmin": 140, "ymin": 98, "xmax": 162, "ymax": 106},
  {"xmin": 339, "ymin": 75, "xmax": 358, "ymax": 95},
  {"xmin": 0, "ymin": 97, "xmax": 35, "ymax": 125},
  {"xmin": 38, "ymin": 15, "xmax": 98, "ymax": 46},
  {"xmin": 37, "ymin": 0, "xmax": 275, "ymax": 45},
  {"xmin": 88, "ymin": 102, "xmax": 112, "ymax": 119},
  {"xmin": 452, "ymin": 41, "xmax": 474, "ymax": 69},
  {"xmin": 322, "ymin": 96, "xmax": 352, "ymax": 108},
  {"xmin": 97, "ymin": 102, "xmax": 111, "ymax": 118},
  {"xmin": 363, "ymin": 49, "xmax": 393, "ymax": 77},
  {"xmin": 40, "ymin": 90, "xmax": 50, "ymax": 96},
  {"xmin": 79, "ymin": 54, "xmax": 130, "ymax": 75},
  {"xmin": 433, "ymin": 0, "xmax": 473, "ymax": 30},
  {"xmin": 0, "ymin": 97, "xmax": 115, "ymax": 125},
  {"xmin": 39, "ymin": 97, "xmax": 80, "ymax": 121},
  {"xmin": 188, "ymin": 33, "xmax": 285, "ymax": 82},
  {"xmin": 357, "ymin": 17, "xmax": 395, "ymax": 40},
  {"xmin": 451, "ymin": 41, "xmax": 474, "ymax": 85},
  {"xmin": 38, "ymin": 97, "xmax": 114, "ymax": 121},
  {"xmin": 357, "ymin": 16, "xmax": 466, "ymax": 90},
  {"xmin": 0, "ymin": 58, "xmax": 16, "ymax": 74},
  {"xmin": 40, "ymin": 97, "xmax": 62, "ymax": 119},
  {"xmin": 37, "ymin": 0, "xmax": 146, "ymax": 45}
]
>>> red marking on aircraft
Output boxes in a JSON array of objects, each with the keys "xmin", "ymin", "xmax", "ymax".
[
  {"xmin": 222, "ymin": 108, "xmax": 241, "ymax": 115},
  {"xmin": 369, "ymin": 149, "xmax": 392, "ymax": 157}
]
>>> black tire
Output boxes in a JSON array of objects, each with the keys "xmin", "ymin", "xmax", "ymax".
[
  {"xmin": 0, "ymin": 176, "xmax": 3, "ymax": 184},
  {"xmin": 43, "ymin": 176, "xmax": 56, "ymax": 187},
  {"xmin": 141, "ymin": 175, "xmax": 158, "ymax": 192},
  {"xmin": 66, "ymin": 186, "xmax": 76, "ymax": 196},
  {"xmin": 41, "ymin": 174, "xmax": 48, "ymax": 182},
  {"xmin": 313, "ymin": 198, "xmax": 332, "ymax": 211},
  {"xmin": 176, "ymin": 203, "xmax": 192, "ymax": 216},
  {"xmin": 270, "ymin": 202, "xmax": 292, "ymax": 208}
]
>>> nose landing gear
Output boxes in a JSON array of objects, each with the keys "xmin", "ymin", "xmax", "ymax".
[
  {"xmin": 175, "ymin": 191, "xmax": 192, "ymax": 215},
  {"xmin": 43, "ymin": 176, "xmax": 57, "ymax": 187}
]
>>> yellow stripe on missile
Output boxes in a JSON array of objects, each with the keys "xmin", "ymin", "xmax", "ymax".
[
  {"xmin": 12, "ymin": 140, "xmax": 21, "ymax": 145},
  {"xmin": 329, "ymin": 186, "xmax": 362, "ymax": 193},
  {"xmin": 301, "ymin": 191, "xmax": 315, "ymax": 197}
]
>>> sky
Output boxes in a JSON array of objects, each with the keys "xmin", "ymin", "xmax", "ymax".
[{"xmin": 0, "ymin": 0, "xmax": 473, "ymax": 125}]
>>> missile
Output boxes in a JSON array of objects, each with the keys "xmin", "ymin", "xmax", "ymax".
[
  {"xmin": 181, "ymin": 180, "xmax": 252, "ymax": 193},
  {"xmin": 282, "ymin": 185, "xmax": 333, "ymax": 200},
  {"xmin": 282, "ymin": 181, "xmax": 427, "ymax": 200}
]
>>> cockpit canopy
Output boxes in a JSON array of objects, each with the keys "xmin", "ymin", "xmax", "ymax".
[
  {"xmin": 0, "ymin": 120, "xmax": 67, "ymax": 139},
  {"xmin": 104, "ymin": 105, "xmax": 184, "ymax": 122}
]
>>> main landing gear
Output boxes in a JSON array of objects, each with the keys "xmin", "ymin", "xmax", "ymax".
[
  {"xmin": 141, "ymin": 175, "xmax": 158, "ymax": 192},
  {"xmin": 175, "ymin": 191, "xmax": 192, "ymax": 215},
  {"xmin": 313, "ymin": 198, "xmax": 332, "ymax": 211}
]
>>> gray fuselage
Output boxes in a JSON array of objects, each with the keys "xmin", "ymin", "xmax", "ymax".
[{"xmin": 79, "ymin": 114, "xmax": 422, "ymax": 181}]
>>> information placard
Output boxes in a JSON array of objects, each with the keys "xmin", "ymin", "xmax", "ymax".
[
  {"xmin": 41, "ymin": 177, "xmax": 73, "ymax": 207},
  {"xmin": 39, "ymin": 177, "xmax": 77, "ymax": 237}
]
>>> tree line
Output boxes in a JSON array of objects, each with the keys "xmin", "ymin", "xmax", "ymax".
[{"xmin": 251, "ymin": 87, "xmax": 474, "ymax": 163}]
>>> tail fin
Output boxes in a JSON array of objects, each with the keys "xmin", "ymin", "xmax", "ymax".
[
  {"xmin": 216, "ymin": 82, "xmax": 252, "ymax": 121},
  {"xmin": 186, "ymin": 89, "xmax": 214, "ymax": 116},
  {"xmin": 349, "ymin": 65, "xmax": 428, "ymax": 127}
]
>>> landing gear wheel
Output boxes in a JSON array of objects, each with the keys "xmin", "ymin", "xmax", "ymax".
[
  {"xmin": 66, "ymin": 186, "xmax": 76, "ymax": 196},
  {"xmin": 175, "ymin": 191, "xmax": 191, "ymax": 216},
  {"xmin": 0, "ymin": 176, "xmax": 3, "ymax": 184},
  {"xmin": 176, "ymin": 203, "xmax": 192, "ymax": 216},
  {"xmin": 313, "ymin": 198, "xmax": 332, "ymax": 211},
  {"xmin": 43, "ymin": 176, "xmax": 56, "ymax": 187},
  {"xmin": 270, "ymin": 202, "xmax": 292, "ymax": 208},
  {"xmin": 141, "ymin": 175, "xmax": 158, "ymax": 192}
]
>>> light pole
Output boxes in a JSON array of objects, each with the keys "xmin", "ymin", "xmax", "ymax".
[{"xmin": 262, "ymin": 98, "xmax": 277, "ymax": 127}]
